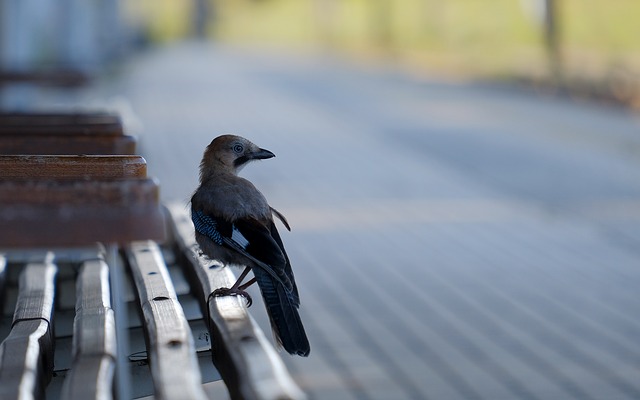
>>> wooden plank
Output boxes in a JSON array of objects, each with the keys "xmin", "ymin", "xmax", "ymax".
[
  {"xmin": 0, "ymin": 259, "xmax": 57, "ymax": 400},
  {"xmin": 0, "ymin": 112, "xmax": 120, "ymax": 125},
  {"xmin": 0, "ymin": 70, "xmax": 89, "ymax": 88},
  {"xmin": 126, "ymin": 240, "xmax": 207, "ymax": 400},
  {"xmin": 166, "ymin": 202, "xmax": 306, "ymax": 400},
  {"xmin": 0, "ymin": 112, "xmax": 123, "ymax": 136},
  {"xmin": 61, "ymin": 257, "xmax": 116, "ymax": 400},
  {"xmin": 0, "ymin": 321, "xmax": 52, "ymax": 400},
  {"xmin": 0, "ymin": 135, "xmax": 137, "ymax": 155},
  {"xmin": 61, "ymin": 356, "xmax": 115, "ymax": 400},
  {"xmin": 0, "ymin": 155, "xmax": 147, "ymax": 180},
  {"xmin": 0, "ymin": 179, "xmax": 165, "ymax": 247},
  {"xmin": 0, "ymin": 253, "xmax": 6, "ymax": 311},
  {"xmin": 13, "ymin": 258, "xmax": 57, "ymax": 323}
]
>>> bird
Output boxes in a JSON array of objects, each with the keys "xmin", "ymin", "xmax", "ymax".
[{"xmin": 190, "ymin": 134, "xmax": 310, "ymax": 357}]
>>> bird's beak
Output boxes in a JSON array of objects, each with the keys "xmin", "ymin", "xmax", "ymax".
[{"xmin": 250, "ymin": 148, "xmax": 275, "ymax": 160}]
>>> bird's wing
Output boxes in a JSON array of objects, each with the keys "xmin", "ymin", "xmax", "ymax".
[
  {"xmin": 267, "ymin": 220, "xmax": 299, "ymax": 305},
  {"xmin": 191, "ymin": 208, "xmax": 293, "ymax": 292},
  {"xmin": 231, "ymin": 217, "xmax": 296, "ymax": 296},
  {"xmin": 231, "ymin": 217, "xmax": 308, "ymax": 355}
]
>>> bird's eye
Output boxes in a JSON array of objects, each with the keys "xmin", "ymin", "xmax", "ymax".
[{"xmin": 232, "ymin": 143, "xmax": 244, "ymax": 154}]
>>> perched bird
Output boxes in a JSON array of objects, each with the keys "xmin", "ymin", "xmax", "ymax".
[{"xmin": 191, "ymin": 134, "xmax": 310, "ymax": 357}]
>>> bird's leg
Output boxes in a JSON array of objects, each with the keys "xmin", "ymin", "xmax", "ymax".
[
  {"xmin": 212, "ymin": 266, "xmax": 254, "ymax": 306},
  {"xmin": 230, "ymin": 266, "xmax": 251, "ymax": 290},
  {"xmin": 238, "ymin": 277, "xmax": 256, "ymax": 291}
]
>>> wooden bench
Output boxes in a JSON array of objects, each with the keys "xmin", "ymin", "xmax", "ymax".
[
  {"xmin": 0, "ymin": 132, "xmax": 164, "ymax": 399},
  {"xmin": 0, "ymin": 126, "xmax": 164, "ymax": 398},
  {"xmin": 0, "ymin": 112, "xmax": 305, "ymax": 400}
]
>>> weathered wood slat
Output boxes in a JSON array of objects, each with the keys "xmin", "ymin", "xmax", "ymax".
[
  {"xmin": 167, "ymin": 203, "xmax": 306, "ymax": 400},
  {"xmin": 0, "ymin": 253, "xmax": 6, "ymax": 308},
  {"xmin": 0, "ymin": 134, "xmax": 137, "ymax": 155},
  {"xmin": 0, "ymin": 178, "xmax": 165, "ymax": 247},
  {"xmin": 126, "ymin": 240, "xmax": 207, "ymax": 400},
  {"xmin": 0, "ymin": 112, "xmax": 123, "ymax": 135},
  {"xmin": 0, "ymin": 259, "xmax": 57, "ymax": 400},
  {"xmin": 12, "ymin": 259, "xmax": 57, "ymax": 323},
  {"xmin": 0, "ymin": 178, "xmax": 159, "ymax": 205},
  {"xmin": 61, "ymin": 257, "xmax": 116, "ymax": 400},
  {"xmin": 62, "ymin": 357, "xmax": 115, "ymax": 400},
  {"xmin": 0, "ymin": 155, "xmax": 147, "ymax": 180},
  {"xmin": 0, "ymin": 70, "xmax": 89, "ymax": 87}
]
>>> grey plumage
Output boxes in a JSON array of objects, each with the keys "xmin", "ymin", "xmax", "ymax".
[{"xmin": 191, "ymin": 134, "xmax": 310, "ymax": 356}]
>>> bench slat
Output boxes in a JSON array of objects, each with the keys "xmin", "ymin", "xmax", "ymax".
[
  {"xmin": 0, "ymin": 260, "xmax": 57, "ymax": 400},
  {"xmin": 0, "ymin": 178, "xmax": 165, "ymax": 247},
  {"xmin": 0, "ymin": 253, "xmax": 6, "ymax": 308},
  {"xmin": 167, "ymin": 203, "xmax": 306, "ymax": 400},
  {"xmin": 0, "ymin": 70, "xmax": 88, "ymax": 88},
  {"xmin": 13, "ymin": 259, "xmax": 57, "ymax": 324},
  {"xmin": 0, "ymin": 320, "xmax": 52, "ymax": 400},
  {"xmin": 0, "ymin": 155, "xmax": 147, "ymax": 180},
  {"xmin": 61, "ymin": 257, "xmax": 116, "ymax": 400},
  {"xmin": 0, "ymin": 112, "xmax": 123, "ymax": 135},
  {"xmin": 0, "ymin": 135, "xmax": 137, "ymax": 155},
  {"xmin": 61, "ymin": 356, "xmax": 115, "ymax": 400},
  {"xmin": 0, "ymin": 112, "xmax": 120, "ymax": 126},
  {"xmin": 126, "ymin": 240, "xmax": 207, "ymax": 400}
]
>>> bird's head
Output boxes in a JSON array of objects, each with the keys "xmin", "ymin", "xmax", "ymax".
[{"xmin": 199, "ymin": 134, "xmax": 275, "ymax": 181}]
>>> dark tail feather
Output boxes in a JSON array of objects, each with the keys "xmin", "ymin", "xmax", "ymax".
[{"xmin": 253, "ymin": 267, "xmax": 310, "ymax": 356}]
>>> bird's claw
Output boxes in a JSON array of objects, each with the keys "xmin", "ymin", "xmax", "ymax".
[{"xmin": 212, "ymin": 287, "xmax": 253, "ymax": 307}]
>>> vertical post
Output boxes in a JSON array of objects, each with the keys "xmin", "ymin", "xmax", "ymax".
[
  {"xmin": 99, "ymin": 0, "xmax": 123, "ymax": 64},
  {"xmin": 191, "ymin": 0, "xmax": 211, "ymax": 39},
  {"xmin": 371, "ymin": 0, "xmax": 393, "ymax": 48},
  {"xmin": 543, "ymin": 0, "xmax": 562, "ymax": 80},
  {"xmin": 59, "ymin": 0, "xmax": 99, "ymax": 72},
  {"xmin": 107, "ymin": 244, "xmax": 131, "ymax": 400}
]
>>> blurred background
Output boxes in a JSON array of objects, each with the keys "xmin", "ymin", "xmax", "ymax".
[
  {"xmin": 2, "ymin": 0, "xmax": 640, "ymax": 108},
  {"xmin": 133, "ymin": 0, "xmax": 640, "ymax": 107},
  {"xmin": 2, "ymin": 1, "xmax": 640, "ymax": 399}
]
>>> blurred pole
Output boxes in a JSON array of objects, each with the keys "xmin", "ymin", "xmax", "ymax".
[
  {"xmin": 59, "ymin": 0, "xmax": 99, "ymax": 72},
  {"xmin": 371, "ymin": 0, "xmax": 393, "ymax": 48},
  {"xmin": 0, "ymin": 0, "xmax": 30, "ymax": 70},
  {"xmin": 98, "ymin": 0, "xmax": 123, "ymax": 64},
  {"xmin": 191, "ymin": 0, "xmax": 213, "ymax": 39},
  {"xmin": 543, "ymin": 0, "xmax": 562, "ymax": 81}
]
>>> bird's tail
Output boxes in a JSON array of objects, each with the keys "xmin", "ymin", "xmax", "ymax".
[{"xmin": 252, "ymin": 267, "xmax": 310, "ymax": 356}]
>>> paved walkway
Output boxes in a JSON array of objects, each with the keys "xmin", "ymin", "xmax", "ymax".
[{"xmin": 56, "ymin": 42, "xmax": 640, "ymax": 399}]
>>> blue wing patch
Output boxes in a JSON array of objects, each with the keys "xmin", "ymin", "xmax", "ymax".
[
  {"xmin": 192, "ymin": 208, "xmax": 292, "ymax": 292},
  {"xmin": 191, "ymin": 209, "xmax": 224, "ymax": 245}
]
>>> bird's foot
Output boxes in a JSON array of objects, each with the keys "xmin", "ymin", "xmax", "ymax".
[{"xmin": 212, "ymin": 287, "xmax": 253, "ymax": 307}]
